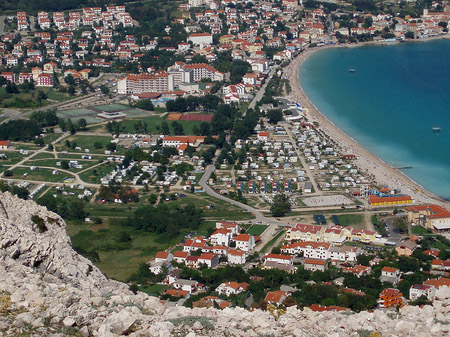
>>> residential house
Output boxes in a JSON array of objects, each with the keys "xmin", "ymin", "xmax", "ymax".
[
  {"xmin": 234, "ymin": 234, "xmax": 256, "ymax": 252},
  {"xmin": 395, "ymin": 240, "xmax": 418, "ymax": 257},
  {"xmin": 380, "ymin": 267, "xmax": 401, "ymax": 285},
  {"xmin": 409, "ymin": 284, "xmax": 436, "ymax": 302},
  {"xmin": 378, "ymin": 288, "xmax": 403, "ymax": 308},
  {"xmin": 216, "ymin": 281, "xmax": 248, "ymax": 296},
  {"xmin": 265, "ymin": 290, "xmax": 289, "ymax": 305},
  {"xmin": 228, "ymin": 249, "xmax": 246, "ymax": 265},
  {"xmin": 263, "ymin": 254, "xmax": 295, "ymax": 272},
  {"xmin": 304, "ymin": 258, "xmax": 328, "ymax": 272},
  {"xmin": 173, "ymin": 279, "xmax": 198, "ymax": 293},
  {"xmin": 198, "ymin": 253, "xmax": 219, "ymax": 268},
  {"xmin": 210, "ymin": 228, "xmax": 232, "ymax": 246},
  {"xmin": 343, "ymin": 265, "xmax": 371, "ymax": 278},
  {"xmin": 281, "ymin": 241, "xmax": 330, "ymax": 260},
  {"xmin": 0, "ymin": 141, "xmax": 10, "ymax": 150},
  {"xmin": 173, "ymin": 251, "xmax": 189, "ymax": 263},
  {"xmin": 155, "ymin": 251, "xmax": 173, "ymax": 263},
  {"xmin": 165, "ymin": 289, "xmax": 190, "ymax": 298}
]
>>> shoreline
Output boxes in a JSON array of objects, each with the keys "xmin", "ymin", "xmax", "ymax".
[{"xmin": 286, "ymin": 37, "xmax": 450, "ymax": 209}]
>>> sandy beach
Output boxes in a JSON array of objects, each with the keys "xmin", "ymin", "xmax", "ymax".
[{"xmin": 286, "ymin": 41, "xmax": 450, "ymax": 209}]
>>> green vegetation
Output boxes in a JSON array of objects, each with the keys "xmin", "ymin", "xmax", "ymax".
[
  {"xmin": 270, "ymin": 193, "xmax": 291, "ymax": 217},
  {"xmin": 336, "ymin": 214, "xmax": 363, "ymax": 227},
  {"xmin": 247, "ymin": 225, "xmax": 268, "ymax": 236},
  {"xmin": 31, "ymin": 215, "xmax": 47, "ymax": 233}
]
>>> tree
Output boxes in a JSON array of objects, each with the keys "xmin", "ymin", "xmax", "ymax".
[
  {"xmin": 393, "ymin": 217, "xmax": 408, "ymax": 234},
  {"xmin": 171, "ymin": 121, "xmax": 184, "ymax": 135},
  {"xmin": 100, "ymin": 84, "xmax": 109, "ymax": 95},
  {"xmin": 161, "ymin": 121, "xmax": 170, "ymax": 135},
  {"xmin": 77, "ymin": 118, "xmax": 87, "ymax": 131},
  {"xmin": 64, "ymin": 74, "xmax": 76, "ymax": 85},
  {"xmin": 270, "ymin": 193, "xmax": 291, "ymax": 217},
  {"xmin": 267, "ymin": 109, "xmax": 283, "ymax": 124},
  {"xmin": 68, "ymin": 84, "xmax": 76, "ymax": 96}
]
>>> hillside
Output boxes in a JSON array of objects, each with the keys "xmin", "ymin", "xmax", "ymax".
[{"xmin": 0, "ymin": 191, "xmax": 449, "ymax": 336}]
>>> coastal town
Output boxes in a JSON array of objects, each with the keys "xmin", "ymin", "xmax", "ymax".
[{"xmin": 1, "ymin": 0, "xmax": 450, "ymax": 315}]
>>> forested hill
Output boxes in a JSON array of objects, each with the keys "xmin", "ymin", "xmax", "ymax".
[{"xmin": 0, "ymin": 0, "xmax": 134, "ymax": 13}]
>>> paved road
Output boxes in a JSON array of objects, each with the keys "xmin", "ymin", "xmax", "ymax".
[
  {"xmin": 0, "ymin": 16, "xmax": 6, "ymax": 35},
  {"xmin": 248, "ymin": 67, "xmax": 277, "ymax": 111},
  {"xmin": 283, "ymin": 122, "xmax": 322, "ymax": 195},
  {"xmin": 199, "ymin": 165, "xmax": 282, "ymax": 225}
]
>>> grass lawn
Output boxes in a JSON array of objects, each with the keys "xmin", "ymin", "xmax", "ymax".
[
  {"xmin": 0, "ymin": 151, "xmax": 26, "ymax": 165},
  {"xmin": 30, "ymin": 152, "xmax": 56, "ymax": 160},
  {"xmin": 23, "ymin": 158, "xmax": 98, "ymax": 171},
  {"xmin": 247, "ymin": 224, "xmax": 268, "ymax": 236},
  {"xmin": 335, "ymin": 214, "xmax": 364, "ymax": 227},
  {"xmin": 58, "ymin": 135, "xmax": 113, "ymax": 153},
  {"xmin": 412, "ymin": 225, "xmax": 432, "ymax": 235},
  {"xmin": 78, "ymin": 162, "xmax": 114, "ymax": 184},
  {"xmin": 119, "ymin": 115, "xmax": 205, "ymax": 135},
  {"xmin": 140, "ymin": 284, "xmax": 168, "ymax": 296},
  {"xmin": 45, "ymin": 88, "xmax": 72, "ymax": 102},
  {"xmin": 11, "ymin": 167, "xmax": 73, "ymax": 182}
]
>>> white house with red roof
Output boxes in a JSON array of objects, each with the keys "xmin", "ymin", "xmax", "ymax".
[
  {"xmin": 183, "ymin": 237, "xmax": 208, "ymax": 252},
  {"xmin": 155, "ymin": 251, "xmax": 173, "ymax": 263},
  {"xmin": 216, "ymin": 221, "xmax": 240, "ymax": 235},
  {"xmin": 265, "ymin": 290, "xmax": 290, "ymax": 305},
  {"xmin": 0, "ymin": 141, "xmax": 10, "ymax": 150},
  {"xmin": 188, "ymin": 33, "xmax": 213, "ymax": 45},
  {"xmin": 281, "ymin": 241, "xmax": 330, "ymax": 260},
  {"xmin": 216, "ymin": 281, "xmax": 248, "ymax": 296},
  {"xmin": 198, "ymin": 253, "xmax": 219, "ymax": 268},
  {"xmin": 234, "ymin": 234, "xmax": 256, "ymax": 252},
  {"xmin": 228, "ymin": 249, "xmax": 246, "ymax": 264},
  {"xmin": 173, "ymin": 251, "xmax": 189, "ymax": 263},
  {"xmin": 380, "ymin": 267, "xmax": 401, "ymax": 285},
  {"xmin": 210, "ymin": 228, "xmax": 232, "ymax": 246},
  {"xmin": 410, "ymin": 284, "xmax": 436, "ymax": 302},
  {"xmin": 257, "ymin": 131, "xmax": 270, "ymax": 141},
  {"xmin": 304, "ymin": 258, "xmax": 328, "ymax": 272},
  {"xmin": 264, "ymin": 253, "xmax": 293, "ymax": 266}
]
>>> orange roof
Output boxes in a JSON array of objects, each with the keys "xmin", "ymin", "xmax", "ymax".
[
  {"xmin": 155, "ymin": 251, "xmax": 169, "ymax": 259},
  {"xmin": 0, "ymin": 140, "xmax": 9, "ymax": 146},
  {"xmin": 177, "ymin": 144, "xmax": 188, "ymax": 151},
  {"xmin": 265, "ymin": 290, "xmax": 287, "ymax": 303},
  {"xmin": 382, "ymin": 266, "xmax": 398, "ymax": 273},
  {"xmin": 368, "ymin": 195, "xmax": 412, "ymax": 203},
  {"xmin": 228, "ymin": 249, "xmax": 245, "ymax": 256},
  {"xmin": 222, "ymin": 281, "xmax": 240, "ymax": 290},
  {"xmin": 165, "ymin": 289, "xmax": 189, "ymax": 297},
  {"xmin": 163, "ymin": 136, "xmax": 206, "ymax": 143},
  {"xmin": 290, "ymin": 224, "xmax": 323, "ymax": 234},
  {"xmin": 380, "ymin": 288, "xmax": 402, "ymax": 296},
  {"xmin": 305, "ymin": 258, "xmax": 326, "ymax": 265},
  {"xmin": 406, "ymin": 204, "xmax": 450, "ymax": 219},
  {"xmin": 265, "ymin": 253, "xmax": 292, "ymax": 260},
  {"xmin": 219, "ymin": 301, "xmax": 231, "ymax": 308},
  {"xmin": 199, "ymin": 253, "xmax": 215, "ymax": 261},
  {"xmin": 234, "ymin": 234, "xmax": 251, "ymax": 242},
  {"xmin": 424, "ymin": 277, "xmax": 450, "ymax": 288},
  {"xmin": 310, "ymin": 304, "xmax": 347, "ymax": 312},
  {"xmin": 174, "ymin": 251, "xmax": 189, "ymax": 258}
]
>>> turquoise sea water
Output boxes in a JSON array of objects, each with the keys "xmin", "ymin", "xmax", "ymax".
[{"xmin": 299, "ymin": 39, "xmax": 450, "ymax": 199}]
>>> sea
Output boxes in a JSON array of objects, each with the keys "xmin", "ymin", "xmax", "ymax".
[{"xmin": 299, "ymin": 39, "xmax": 450, "ymax": 200}]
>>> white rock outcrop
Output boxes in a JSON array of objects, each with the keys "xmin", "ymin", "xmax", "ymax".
[{"xmin": 0, "ymin": 192, "xmax": 450, "ymax": 336}]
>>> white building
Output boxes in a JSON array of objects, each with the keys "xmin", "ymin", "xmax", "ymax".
[
  {"xmin": 409, "ymin": 284, "xmax": 436, "ymax": 302},
  {"xmin": 228, "ymin": 249, "xmax": 246, "ymax": 264},
  {"xmin": 234, "ymin": 234, "xmax": 256, "ymax": 252},
  {"xmin": 188, "ymin": 33, "xmax": 213, "ymax": 46}
]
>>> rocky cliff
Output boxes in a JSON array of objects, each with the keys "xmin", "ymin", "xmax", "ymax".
[{"xmin": 0, "ymin": 191, "xmax": 449, "ymax": 337}]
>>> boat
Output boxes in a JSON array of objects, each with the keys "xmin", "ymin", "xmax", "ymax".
[
  {"xmin": 432, "ymin": 126, "xmax": 441, "ymax": 133},
  {"xmin": 348, "ymin": 68, "xmax": 356, "ymax": 73}
]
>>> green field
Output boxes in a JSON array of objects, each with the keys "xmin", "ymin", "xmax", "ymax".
[
  {"xmin": 247, "ymin": 224, "xmax": 268, "ymax": 236},
  {"xmin": 119, "ymin": 115, "xmax": 205, "ymax": 135},
  {"xmin": 333, "ymin": 214, "xmax": 364, "ymax": 227},
  {"xmin": 68, "ymin": 221, "xmax": 181, "ymax": 281},
  {"xmin": 78, "ymin": 163, "xmax": 114, "ymax": 184},
  {"xmin": 11, "ymin": 167, "xmax": 73, "ymax": 182},
  {"xmin": 55, "ymin": 135, "xmax": 116, "ymax": 155},
  {"xmin": 0, "ymin": 151, "xmax": 26, "ymax": 165}
]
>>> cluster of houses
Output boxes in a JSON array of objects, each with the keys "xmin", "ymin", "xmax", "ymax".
[{"xmin": 149, "ymin": 221, "xmax": 258, "ymax": 276}]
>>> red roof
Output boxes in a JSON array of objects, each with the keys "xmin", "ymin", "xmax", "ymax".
[
  {"xmin": 174, "ymin": 251, "xmax": 189, "ymax": 258},
  {"xmin": 382, "ymin": 266, "xmax": 398, "ymax": 273},
  {"xmin": 305, "ymin": 258, "xmax": 326, "ymax": 265},
  {"xmin": 265, "ymin": 253, "xmax": 292, "ymax": 260},
  {"xmin": 406, "ymin": 204, "xmax": 450, "ymax": 219},
  {"xmin": 234, "ymin": 234, "xmax": 252, "ymax": 242},
  {"xmin": 0, "ymin": 140, "xmax": 9, "ymax": 146},
  {"xmin": 265, "ymin": 290, "xmax": 287, "ymax": 303},
  {"xmin": 368, "ymin": 195, "xmax": 412, "ymax": 203},
  {"xmin": 155, "ymin": 251, "xmax": 169, "ymax": 259}
]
